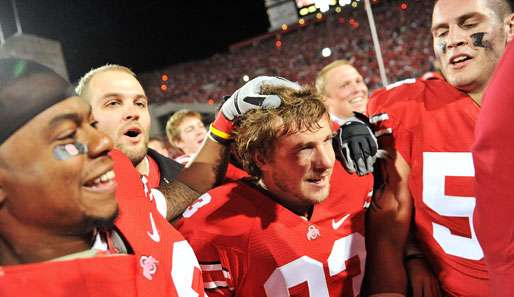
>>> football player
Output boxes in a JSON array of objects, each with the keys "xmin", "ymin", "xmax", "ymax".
[
  {"xmin": 177, "ymin": 84, "xmax": 373, "ymax": 296},
  {"xmin": 0, "ymin": 58, "xmax": 205, "ymax": 297},
  {"xmin": 473, "ymin": 41, "xmax": 514, "ymax": 297},
  {"xmin": 365, "ymin": 0, "xmax": 514, "ymax": 296}
]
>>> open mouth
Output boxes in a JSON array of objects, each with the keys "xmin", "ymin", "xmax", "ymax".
[
  {"xmin": 124, "ymin": 127, "xmax": 141, "ymax": 138},
  {"xmin": 449, "ymin": 54, "xmax": 472, "ymax": 66},
  {"xmin": 306, "ymin": 176, "xmax": 327, "ymax": 185},
  {"xmin": 84, "ymin": 170, "xmax": 116, "ymax": 191}
]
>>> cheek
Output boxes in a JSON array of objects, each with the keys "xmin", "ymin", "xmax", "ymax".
[
  {"xmin": 433, "ymin": 42, "xmax": 446, "ymax": 58},
  {"xmin": 95, "ymin": 117, "xmax": 119, "ymax": 138},
  {"xmin": 141, "ymin": 113, "xmax": 151, "ymax": 131}
]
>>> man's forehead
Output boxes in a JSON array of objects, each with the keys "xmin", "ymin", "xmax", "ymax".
[
  {"xmin": 46, "ymin": 97, "xmax": 91, "ymax": 122},
  {"xmin": 90, "ymin": 70, "xmax": 145, "ymax": 95},
  {"xmin": 330, "ymin": 65, "xmax": 360, "ymax": 80},
  {"xmin": 433, "ymin": 0, "xmax": 490, "ymax": 24}
]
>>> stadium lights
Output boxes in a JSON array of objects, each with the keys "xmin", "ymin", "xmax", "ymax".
[
  {"xmin": 321, "ymin": 47, "xmax": 332, "ymax": 57},
  {"xmin": 315, "ymin": 0, "xmax": 330, "ymax": 13}
]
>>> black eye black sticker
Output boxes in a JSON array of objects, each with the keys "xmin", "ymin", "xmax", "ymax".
[
  {"xmin": 470, "ymin": 32, "xmax": 491, "ymax": 48},
  {"xmin": 437, "ymin": 41, "xmax": 447, "ymax": 54},
  {"xmin": 53, "ymin": 142, "xmax": 88, "ymax": 160}
]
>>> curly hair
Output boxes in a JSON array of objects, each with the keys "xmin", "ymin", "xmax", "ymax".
[{"xmin": 233, "ymin": 84, "xmax": 328, "ymax": 177}]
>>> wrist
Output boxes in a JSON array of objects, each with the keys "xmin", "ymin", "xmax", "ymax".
[{"xmin": 211, "ymin": 112, "xmax": 233, "ymax": 138}]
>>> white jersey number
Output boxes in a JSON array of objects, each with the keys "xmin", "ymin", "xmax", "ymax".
[
  {"xmin": 182, "ymin": 193, "xmax": 212, "ymax": 218},
  {"xmin": 423, "ymin": 152, "xmax": 483, "ymax": 260},
  {"xmin": 171, "ymin": 240, "xmax": 204, "ymax": 297},
  {"xmin": 263, "ymin": 233, "xmax": 365, "ymax": 297}
]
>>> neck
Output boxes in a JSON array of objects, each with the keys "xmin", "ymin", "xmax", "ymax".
[
  {"xmin": 468, "ymin": 89, "xmax": 484, "ymax": 106},
  {"xmin": 135, "ymin": 156, "xmax": 149, "ymax": 175},
  {"xmin": 0, "ymin": 228, "xmax": 94, "ymax": 266},
  {"xmin": 327, "ymin": 106, "xmax": 352, "ymax": 123},
  {"xmin": 257, "ymin": 179, "xmax": 313, "ymax": 219}
]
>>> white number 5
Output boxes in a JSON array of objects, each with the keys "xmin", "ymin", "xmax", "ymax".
[{"xmin": 423, "ymin": 152, "xmax": 483, "ymax": 260}]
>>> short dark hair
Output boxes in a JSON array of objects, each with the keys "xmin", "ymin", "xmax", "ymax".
[
  {"xmin": 434, "ymin": 0, "xmax": 513, "ymax": 20},
  {"xmin": 491, "ymin": 0, "xmax": 513, "ymax": 19}
]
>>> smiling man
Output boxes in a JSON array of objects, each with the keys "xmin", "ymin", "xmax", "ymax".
[
  {"xmin": 165, "ymin": 109, "xmax": 207, "ymax": 164},
  {"xmin": 0, "ymin": 58, "xmax": 206, "ymax": 297},
  {"xmin": 365, "ymin": 0, "xmax": 514, "ymax": 296},
  {"xmin": 316, "ymin": 60, "xmax": 369, "ymax": 125},
  {"xmin": 177, "ymin": 84, "xmax": 373, "ymax": 296}
]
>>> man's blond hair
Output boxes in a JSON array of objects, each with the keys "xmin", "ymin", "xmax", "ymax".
[
  {"xmin": 315, "ymin": 59, "xmax": 352, "ymax": 96},
  {"xmin": 75, "ymin": 64, "xmax": 136, "ymax": 98},
  {"xmin": 165, "ymin": 109, "xmax": 203, "ymax": 151},
  {"xmin": 233, "ymin": 85, "xmax": 328, "ymax": 177}
]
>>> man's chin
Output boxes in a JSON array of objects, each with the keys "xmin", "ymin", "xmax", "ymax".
[
  {"xmin": 117, "ymin": 144, "xmax": 147, "ymax": 166},
  {"xmin": 88, "ymin": 208, "xmax": 119, "ymax": 230}
]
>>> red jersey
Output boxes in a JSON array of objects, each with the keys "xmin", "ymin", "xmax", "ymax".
[
  {"xmin": 473, "ymin": 42, "xmax": 514, "ymax": 297},
  {"xmin": 111, "ymin": 150, "xmax": 205, "ymax": 297},
  {"xmin": 0, "ymin": 255, "xmax": 138, "ymax": 297},
  {"xmin": 368, "ymin": 79, "xmax": 488, "ymax": 296},
  {"xmin": 0, "ymin": 151, "xmax": 205, "ymax": 297},
  {"xmin": 176, "ymin": 162, "xmax": 373, "ymax": 297}
]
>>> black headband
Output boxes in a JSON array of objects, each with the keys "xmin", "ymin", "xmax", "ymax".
[{"xmin": 0, "ymin": 58, "xmax": 76, "ymax": 145}]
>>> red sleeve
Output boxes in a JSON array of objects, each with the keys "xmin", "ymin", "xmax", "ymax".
[
  {"xmin": 368, "ymin": 80, "xmax": 420, "ymax": 165},
  {"xmin": 176, "ymin": 185, "xmax": 254, "ymax": 296},
  {"xmin": 224, "ymin": 163, "xmax": 248, "ymax": 182},
  {"xmin": 472, "ymin": 42, "xmax": 514, "ymax": 297}
]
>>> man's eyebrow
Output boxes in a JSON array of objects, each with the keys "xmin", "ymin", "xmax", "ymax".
[
  {"xmin": 457, "ymin": 12, "xmax": 482, "ymax": 24},
  {"xmin": 48, "ymin": 113, "xmax": 82, "ymax": 128},
  {"xmin": 432, "ymin": 12, "xmax": 482, "ymax": 31}
]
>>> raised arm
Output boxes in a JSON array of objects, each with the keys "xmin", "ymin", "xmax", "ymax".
[
  {"xmin": 366, "ymin": 150, "xmax": 412, "ymax": 297},
  {"xmin": 161, "ymin": 76, "xmax": 298, "ymax": 220}
]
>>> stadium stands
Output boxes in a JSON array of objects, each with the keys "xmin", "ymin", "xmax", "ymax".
[{"xmin": 141, "ymin": 0, "xmax": 435, "ymax": 104}]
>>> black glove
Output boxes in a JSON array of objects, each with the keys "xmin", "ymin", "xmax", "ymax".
[{"xmin": 333, "ymin": 113, "xmax": 378, "ymax": 175}]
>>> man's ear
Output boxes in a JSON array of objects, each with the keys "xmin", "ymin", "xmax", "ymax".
[
  {"xmin": 254, "ymin": 152, "xmax": 267, "ymax": 171},
  {"xmin": 173, "ymin": 138, "xmax": 184, "ymax": 151},
  {"xmin": 504, "ymin": 13, "xmax": 514, "ymax": 43}
]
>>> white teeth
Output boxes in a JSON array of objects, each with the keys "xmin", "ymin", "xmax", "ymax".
[
  {"xmin": 94, "ymin": 170, "xmax": 115, "ymax": 185},
  {"xmin": 349, "ymin": 97, "xmax": 363, "ymax": 104},
  {"xmin": 453, "ymin": 56, "xmax": 468, "ymax": 63}
]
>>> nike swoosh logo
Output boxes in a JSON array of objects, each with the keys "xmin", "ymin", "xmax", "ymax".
[
  {"xmin": 147, "ymin": 212, "xmax": 160, "ymax": 242},
  {"xmin": 332, "ymin": 213, "xmax": 350, "ymax": 230}
]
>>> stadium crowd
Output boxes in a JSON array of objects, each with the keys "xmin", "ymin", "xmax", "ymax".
[
  {"xmin": 1, "ymin": 0, "xmax": 514, "ymax": 296},
  {"xmin": 142, "ymin": 0, "xmax": 434, "ymax": 104}
]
